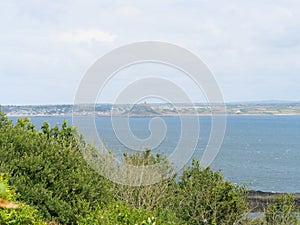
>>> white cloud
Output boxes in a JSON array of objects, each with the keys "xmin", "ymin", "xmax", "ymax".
[
  {"xmin": 53, "ymin": 29, "xmax": 117, "ymax": 43},
  {"xmin": 1, "ymin": 0, "xmax": 300, "ymax": 104}
]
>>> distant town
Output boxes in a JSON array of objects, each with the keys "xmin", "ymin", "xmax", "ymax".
[{"xmin": 2, "ymin": 102, "xmax": 300, "ymax": 117}]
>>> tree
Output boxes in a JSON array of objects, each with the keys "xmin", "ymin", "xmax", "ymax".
[{"xmin": 168, "ymin": 159, "xmax": 249, "ymax": 225}]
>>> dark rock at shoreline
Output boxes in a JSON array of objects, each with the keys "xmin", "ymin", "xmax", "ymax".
[{"xmin": 248, "ymin": 190, "xmax": 300, "ymax": 212}]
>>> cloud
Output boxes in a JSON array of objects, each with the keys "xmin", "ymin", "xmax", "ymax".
[
  {"xmin": 1, "ymin": 0, "xmax": 300, "ymax": 104},
  {"xmin": 52, "ymin": 29, "xmax": 117, "ymax": 43}
]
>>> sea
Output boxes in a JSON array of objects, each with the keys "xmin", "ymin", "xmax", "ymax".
[{"xmin": 9, "ymin": 115, "xmax": 300, "ymax": 193}]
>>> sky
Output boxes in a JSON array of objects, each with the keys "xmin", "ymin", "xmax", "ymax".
[{"xmin": 0, "ymin": 0, "xmax": 300, "ymax": 105}]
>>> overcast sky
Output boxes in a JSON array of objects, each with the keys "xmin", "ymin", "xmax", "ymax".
[{"xmin": 0, "ymin": 0, "xmax": 300, "ymax": 105}]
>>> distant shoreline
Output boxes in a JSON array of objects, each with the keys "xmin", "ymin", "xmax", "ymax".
[
  {"xmin": 7, "ymin": 113, "xmax": 300, "ymax": 117},
  {"xmin": 3, "ymin": 103, "xmax": 300, "ymax": 117}
]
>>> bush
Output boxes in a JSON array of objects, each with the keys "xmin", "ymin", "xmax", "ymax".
[
  {"xmin": 168, "ymin": 159, "xmax": 249, "ymax": 225},
  {"xmin": 0, "ymin": 174, "xmax": 46, "ymax": 225},
  {"xmin": 0, "ymin": 113, "xmax": 112, "ymax": 224},
  {"xmin": 78, "ymin": 200, "xmax": 183, "ymax": 225},
  {"xmin": 265, "ymin": 194, "xmax": 299, "ymax": 225},
  {"xmin": 113, "ymin": 149, "xmax": 175, "ymax": 210},
  {"xmin": 112, "ymin": 153, "xmax": 250, "ymax": 225}
]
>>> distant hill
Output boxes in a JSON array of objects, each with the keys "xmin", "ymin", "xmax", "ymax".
[{"xmin": 123, "ymin": 104, "xmax": 160, "ymax": 116}]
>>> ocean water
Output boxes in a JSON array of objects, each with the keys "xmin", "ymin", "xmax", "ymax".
[{"xmin": 9, "ymin": 115, "xmax": 300, "ymax": 193}]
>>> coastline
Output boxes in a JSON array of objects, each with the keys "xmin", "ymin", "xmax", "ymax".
[
  {"xmin": 6, "ymin": 113, "xmax": 300, "ymax": 117},
  {"xmin": 3, "ymin": 103, "xmax": 300, "ymax": 117},
  {"xmin": 248, "ymin": 190, "xmax": 300, "ymax": 212}
]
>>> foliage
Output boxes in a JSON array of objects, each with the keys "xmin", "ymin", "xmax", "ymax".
[
  {"xmin": 168, "ymin": 159, "xmax": 249, "ymax": 225},
  {"xmin": 111, "ymin": 152, "xmax": 250, "ymax": 225},
  {"xmin": 240, "ymin": 217, "xmax": 265, "ymax": 225},
  {"xmin": 0, "ymin": 113, "xmax": 112, "ymax": 224},
  {"xmin": 264, "ymin": 194, "xmax": 299, "ymax": 225},
  {"xmin": 78, "ymin": 200, "xmax": 183, "ymax": 225},
  {"xmin": 1, "ymin": 110, "xmax": 300, "ymax": 224},
  {"xmin": 0, "ymin": 174, "xmax": 46, "ymax": 225},
  {"xmin": 113, "ymin": 149, "xmax": 175, "ymax": 210}
]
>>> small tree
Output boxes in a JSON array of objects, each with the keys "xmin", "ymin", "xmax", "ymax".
[
  {"xmin": 169, "ymin": 159, "xmax": 249, "ymax": 225},
  {"xmin": 113, "ymin": 149, "xmax": 175, "ymax": 210}
]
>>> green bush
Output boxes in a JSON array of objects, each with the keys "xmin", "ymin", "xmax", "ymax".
[
  {"xmin": 113, "ymin": 149, "xmax": 176, "ymax": 210},
  {"xmin": 265, "ymin": 194, "xmax": 299, "ymax": 225},
  {"xmin": 0, "ymin": 174, "xmax": 46, "ymax": 225},
  {"xmin": 168, "ymin": 159, "xmax": 249, "ymax": 225},
  {"xmin": 111, "ymin": 152, "xmax": 250, "ymax": 225},
  {"xmin": 0, "ymin": 113, "xmax": 112, "ymax": 224},
  {"xmin": 78, "ymin": 200, "xmax": 183, "ymax": 225}
]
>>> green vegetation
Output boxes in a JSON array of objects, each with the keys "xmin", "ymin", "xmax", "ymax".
[
  {"xmin": 265, "ymin": 194, "xmax": 300, "ymax": 224},
  {"xmin": 78, "ymin": 201, "xmax": 181, "ymax": 225},
  {"xmin": 0, "ymin": 110, "xmax": 299, "ymax": 224},
  {"xmin": 0, "ymin": 174, "xmax": 46, "ymax": 224},
  {"xmin": 0, "ymin": 111, "xmax": 112, "ymax": 224},
  {"xmin": 169, "ymin": 160, "xmax": 249, "ymax": 225},
  {"xmin": 113, "ymin": 150, "xmax": 175, "ymax": 210}
]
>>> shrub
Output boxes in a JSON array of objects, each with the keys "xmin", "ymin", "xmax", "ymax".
[
  {"xmin": 168, "ymin": 159, "xmax": 249, "ymax": 225},
  {"xmin": 113, "ymin": 149, "xmax": 175, "ymax": 210},
  {"xmin": 78, "ymin": 200, "xmax": 183, "ymax": 225},
  {"xmin": 112, "ymin": 152, "xmax": 249, "ymax": 225},
  {"xmin": 0, "ymin": 174, "xmax": 46, "ymax": 225},
  {"xmin": 0, "ymin": 113, "xmax": 112, "ymax": 224},
  {"xmin": 264, "ymin": 194, "xmax": 299, "ymax": 225}
]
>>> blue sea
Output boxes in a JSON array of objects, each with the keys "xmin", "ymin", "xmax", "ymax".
[{"xmin": 9, "ymin": 115, "xmax": 300, "ymax": 193}]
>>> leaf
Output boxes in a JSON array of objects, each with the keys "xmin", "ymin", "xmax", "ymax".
[{"xmin": 0, "ymin": 183, "xmax": 7, "ymax": 198}]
